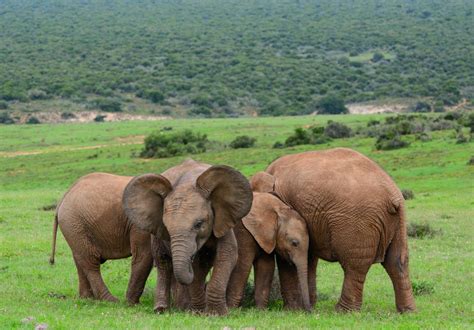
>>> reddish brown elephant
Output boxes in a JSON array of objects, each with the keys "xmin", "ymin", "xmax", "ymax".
[
  {"xmin": 251, "ymin": 148, "xmax": 416, "ymax": 313},
  {"xmin": 122, "ymin": 159, "xmax": 252, "ymax": 315},
  {"xmin": 51, "ymin": 173, "xmax": 153, "ymax": 304},
  {"xmin": 226, "ymin": 192, "xmax": 312, "ymax": 311}
]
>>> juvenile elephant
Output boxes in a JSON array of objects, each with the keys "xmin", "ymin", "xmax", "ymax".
[
  {"xmin": 226, "ymin": 192, "xmax": 312, "ymax": 311},
  {"xmin": 51, "ymin": 173, "xmax": 153, "ymax": 304},
  {"xmin": 122, "ymin": 159, "xmax": 252, "ymax": 315},
  {"xmin": 251, "ymin": 148, "xmax": 416, "ymax": 313}
]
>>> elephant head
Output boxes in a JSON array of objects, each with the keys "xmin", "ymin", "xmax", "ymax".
[
  {"xmin": 122, "ymin": 165, "xmax": 252, "ymax": 285},
  {"xmin": 243, "ymin": 190, "xmax": 311, "ymax": 312}
]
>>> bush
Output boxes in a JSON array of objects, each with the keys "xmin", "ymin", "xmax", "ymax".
[
  {"xmin": 0, "ymin": 112, "xmax": 14, "ymax": 124},
  {"xmin": 140, "ymin": 129, "xmax": 209, "ymax": 158},
  {"xmin": 27, "ymin": 89, "xmax": 49, "ymax": 100},
  {"xmin": 375, "ymin": 133, "xmax": 409, "ymax": 150},
  {"xmin": 26, "ymin": 116, "xmax": 41, "ymax": 124},
  {"xmin": 412, "ymin": 280, "xmax": 435, "ymax": 296},
  {"xmin": 145, "ymin": 90, "xmax": 165, "ymax": 103},
  {"xmin": 93, "ymin": 98, "xmax": 122, "ymax": 112},
  {"xmin": 401, "ymin": 189, "xmax": 414, "ymax": 200},
  {"xmin": 61, "ymin": 112, "xmax": 76, "ymax": 120},
  {"xmin": 316, "ymin": 94, "xmax": 348, "ymax": 114},
  {"xmin": 371, "ymin": 52, "xmax": 384, "ymax": 62},
  {"xmin": 324, "ymin": 120, "xmax": 352, "ymax": 138},
  {"xmin": 229, "ymin": 135, "xmax": 256, "ymax": 149},
  {"xmin": 94, "ymin": 115, "xmax": 106, "ymax": 122},
  {"xmin": 407, "ymin": 223, "xmax": 439, "ymax": 238},
  {"xmin": 0, "ymin": 100, "xmax": 8, "ymax": 109},
  {"xmin": 410, "ymin": 101, "xmax": 431, "ymax": 113},
  {"xmin": 272, "ymin": 141, "xmax": 285, "ymax": 149},
  {"xmin": 468, "ymin": 156, "xmax": 474, "ymax": 166}
]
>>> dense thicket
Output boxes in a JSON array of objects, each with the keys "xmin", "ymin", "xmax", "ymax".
[{"xmin": 0, "ymin": 0, "xmax": 473, "ymax": 116}]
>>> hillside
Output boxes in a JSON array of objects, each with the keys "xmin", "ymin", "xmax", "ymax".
[{"xmin": 0, "ymin": 0, "xmax": 473, "ymax": 117}]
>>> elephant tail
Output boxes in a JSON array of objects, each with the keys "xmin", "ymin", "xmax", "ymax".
[{"xmin": 49, "ymin": 213, "xmax": 58, "ymax": 265}]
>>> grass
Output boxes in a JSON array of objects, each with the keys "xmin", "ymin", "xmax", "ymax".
[{"xmin": 0, "ymin": 114, "xmax": 473, "ymax": 328}]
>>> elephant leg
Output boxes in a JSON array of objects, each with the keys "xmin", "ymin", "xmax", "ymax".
[
  {"xmin": 336, "ymin": 263, "xmax": 371, "ymax": 312},
  {"xmin": 154, "ymin": 243, "xmax": 172, "ymax": 314},
  {"xmin": 308, "ymin": 255, "xmax": 318, "ymax": 307},
  {"xmin": 126, "ymin": 229, "xmax": 153, "ymax": 305},
  {"xmin": 254, "ymin": 253, "xmax": 275, "ymax": 309},
  {"xmin": 188, "ymin": 256, "xmax": 212, "ymax": 313},
  {"xmin": 382, "ymin": 225, "xmax": 416, "ymax": 313},
  {"xmin": 171, "ymin": 277, "xmax": 191, "ymax": 310},
  {"xmin": 205, "ymin": 231, "xmax": 238, "ymax": 315},
  {"xmin": 226, "ymin": 248, "xmax": 256, "ymax": 308},
  {"xmin": 276, "ymin": 254, "xmax": 302, "ymax": 310},
  {"xmin": 73, "ymin": 256, "xmax": 93, "ymax": 299},
  {"xmin": 74, "ymin": 254, "xmax": 118, "ymax": 302}
]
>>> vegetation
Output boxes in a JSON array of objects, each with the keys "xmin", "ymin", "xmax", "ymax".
[
  {"xmin": 0, "ymin": 114, "xmax": 472, "ymax": 328},
  {"xmin": 140, "ymin": 129, "xmax": 210, "ymax": 158},
  {"xmin": 407, "ymin": 223, "xmax": 440, "ymax": 239},
  {"xmin": 401, "ymin": 189, "xmax": 415, "ymax": 200},
  {"xmin": 229, "ymin": 135, "xmax": 256, "ymax": 149},
  {"xmin": 0, "ymin": 0, "xmax": 473, "ymax": 117}
]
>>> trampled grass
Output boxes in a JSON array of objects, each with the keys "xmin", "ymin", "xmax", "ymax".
[{"xmin": 0, "ymin": 115, "xmax": 473, "ymax": 329}]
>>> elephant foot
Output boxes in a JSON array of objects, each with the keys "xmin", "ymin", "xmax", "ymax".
[
  {"xmin": 397, "ymin": 304, "xmax": 416, "ymax": 313},
  {"xmin": 126, "ymin": 295, "xmax": 140, "ymax": 306},
  {"xmin": 154, "ymin": 303, "xmax": 169, "ymax": 314},
  {"xmin": 205, "ymin": 303, "xmax": 228, "ymax": 316},
  {"xmin": 335, "ymin": 301, "xmax": 361, "ymax": 313}
]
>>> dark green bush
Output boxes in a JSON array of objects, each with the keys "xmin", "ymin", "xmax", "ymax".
[
  {"xmin": 324, "ymin": 121, "xmax": 352, "ymax": 138},
  {"xmin": 0, "ymin": 100, "xmax": 8, "ymax": 109},
  {"xmin": 94, "ymin": 115, "xmax": 106, "ymax": 122},
  {"xmin": 229, "ymin": 135, "xmax": 256, "ymax": 149},
  {"xmin": 26, "ymin": 116, "xmax": 41, "ymax": 124},
  {"xmin": 316, "ymin": 95, "xmax": 348, "ymax": 114},
  {"xmin": 401, "ymin": 189, "xmax": 414, "ymax": 200},
  {"xmin": 410, "ymin": 101, "xmax": 431, "ymax": 113},
  {"xmin": 272, "ymin": 141, "xmax": 285, "ymax": 149},
  {"xmin": 61, "ymin": 112, "xmax": 76, "ymax": 119},
  {"xmin": 0, "ymin": 112, "xmax": 14, "ymax": 124},
  {"xmin": 371, "ymin": 52, "xmax": 384, "ymax": 62},
  {"xmin": 93, "ymin": 98, "xmax": 122, "ymax": 112},
  {"xmin": 140, "ymin": 129, "xmax": 209, "ymax": 158},
  {"xmin": 407, "ymin": 223, "xmax": 439, "ymax": 238},
  {"xmin": 468, "ymin": 156, "xmax": 474, "ymax": 166},
  {"xmin": 375, "ymin": 132, "xmax": 409, "ymax": 150}
]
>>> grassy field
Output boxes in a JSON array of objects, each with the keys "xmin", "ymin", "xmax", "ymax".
[{"xmin": 0, "ymin": 115, "xmax": 473, "ymax": 329}]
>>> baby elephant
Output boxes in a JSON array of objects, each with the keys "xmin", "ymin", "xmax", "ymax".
[
  {"xmin": 50, "ymin": 173, "xmax": 153, "ymax": 304},
  {"xmin": 227, "ymin": 192, "xmax": 312, "ymax": 311}
]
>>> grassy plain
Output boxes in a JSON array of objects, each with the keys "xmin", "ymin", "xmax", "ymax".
[{"xmin": 0, "ymin": 115, "xmax": 473, "ymax": 329}]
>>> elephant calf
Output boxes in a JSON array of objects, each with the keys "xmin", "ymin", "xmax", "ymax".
[
  {"xmin": 50, "ymin": 173, "xmax": 153, "ymax": 304},
  {"xmin": 227, "ymin": 192, "xmax": 313, "ymax": 311},
  {"xmin": 122, "ymin": 159, "xmax": 252, "ymax": 315}
]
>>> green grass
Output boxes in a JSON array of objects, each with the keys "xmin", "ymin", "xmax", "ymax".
[{"xmin": 1, "ymin": 115, "xmax": 473, "ymax": 328}]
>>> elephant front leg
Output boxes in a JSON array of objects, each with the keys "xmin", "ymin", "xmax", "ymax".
[
  {"xmin": 276, "ymin": 254, "xmax": 302, "ymax": 310},
  {"xmin": 205, "ymin": 231, "xmax": 238, "ymax": 315},
  {"xmin": 308, "ymin": 255, "xmax": 318, "ymax": 307},
  {"xmin": 226, "ymin": 247, "xmax": 256, "ymax": 308},
  {"xmin": 154, "ymin": 256, "xmax": 172, "ymax": 313},
  {"xmin": 187, "ymin": 258, "xmax": 211, "ymax": 313},
  {"xmin": 253, "ymin": 253, "xmax": 275, "ymax": 309}
]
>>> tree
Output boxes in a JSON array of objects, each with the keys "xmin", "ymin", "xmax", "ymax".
[{"xmin": 316, "ymin": 95, "xmax": 349, "ymax": 114}]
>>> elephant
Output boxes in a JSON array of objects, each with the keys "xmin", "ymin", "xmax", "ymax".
[
  {"xmin": 250, "ymin": 148, "xmax": 416, "ymax": 313},
  {"xmin": 226, "ymin": 192, "xmax": 312, "ymax": 311},
  {"xmin": 122, "ymin": 159, "xmax": 253, "ymax": 315},
  {"xmin": 50, "ymin": 173, "xmax": 153, "ymax": 304}
]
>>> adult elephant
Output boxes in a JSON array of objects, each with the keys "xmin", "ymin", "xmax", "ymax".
[
  {"xmin": 51, "ymin": 173, "xmax": 153, "ymax": 304},
  {"xmin": 122, "ymin": 159, "xmax": 252, "ymax": 315},
  {"xmin": 251, "ymin": 148, "xmax": 416, "ymax": 313}
]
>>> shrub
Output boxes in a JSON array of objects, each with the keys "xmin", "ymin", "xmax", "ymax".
[
  {"xmin": 371, "ymin": 52, "xmax": 384, "ymax": 62},
  {"xmin": 93, "ymin": 98, "xmax": 122, "ymax": 112},
  {"xmin": 140, "ymin": 129, "xmax": 209, "ymax": 158},
  {"xmin": 468, "ymin": 156, "xmax": 474, "ymax": 165},
  {"xmin": 412, "ymin": 280, "xmax": 435, "ymax": 296},
  {"xmin": 324, "ymin": 121, "xmax": 352, "ymax": 138},
  {"xmin": 410, "ymin": 101, "xmax": 431, "ymax": 113},
  {"xmin": 407, "ymin": 223, "xmax": 439, "ymax": 238},
  {"xmin": 26, "ymin": 116, "xmax": 41, "ymax": 124},
  {"xmin": 456, "ymin": 132, "xmax": 468, "ymax": 144},
  {"xmin": 285, "ymin": 128, "xmax": 310, "ymax": 147},
  {"xmin": 375, "ymin": 130, "xmax": 409, "ymax": 150},
  {"xmin": 27, "ymin": 89, "xmax": 49, "ymax": 100},
  {"xmin": 416, "ymin": 132, "xmax": 432, "ymax": 142},
  {"xmin": 316, "ymin": 94, "xmax": 348, "ymax": 114},
  {"xmin": 229, "ymin": 135, "xmax": 256, "ymax": 149},
  {"xmin": 0, "ymin": 100, "xmax": 8, "ymax": 109},
  {"xmin": 61, "ymin": 112, "xmax": 76, "ymax": 119},
  {"xmin": 0, "ymin": 112, "xmax": 14, "ymax": 124},
  {"xmin": 272, "ymin": 141, "xmax": 285, "ymax": 149},
  {"xmin": 145, "ymin": 90, "xmax": 165, "ymax": 103},
  {"xmin": 94, "ymin": 115, "xmax": 106, "ymax": 122},
  {"xmin": 401, "ymin": 189, "xmax": 414, "ymax": 200}
]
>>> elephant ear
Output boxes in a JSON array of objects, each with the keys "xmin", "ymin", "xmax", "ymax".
[
  {"xmin": 250, "ymin": 171, "xmax": 275, "ymax": 193},
  {"xmin": 122, "ymin": 174, "xmax": 172, "ymax": 237},
  {"xmin": 196, "ymin": 165, "xmax": 253, "ymax": 238},
  {"xmin": 242, "ymin": 195, "xmax": 278, "ymax": 254}
]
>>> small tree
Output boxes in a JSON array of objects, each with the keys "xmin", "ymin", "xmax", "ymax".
[{"xmin": 316, "ymin": 95, "xmax": 348, "ymax": 114}]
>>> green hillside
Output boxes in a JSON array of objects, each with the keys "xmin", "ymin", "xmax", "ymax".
[{"xmin": 1, "ymin": 0, "xmax": 473, "ymax": 117}]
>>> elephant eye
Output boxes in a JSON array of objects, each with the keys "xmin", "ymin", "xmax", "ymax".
[
  {"xmin": 291, "ymin": 239, "xmax": 299, "ymax": 247},
  {"xmin": 193, "ymin": 219, "xmax": 205, "ymax": 230}
]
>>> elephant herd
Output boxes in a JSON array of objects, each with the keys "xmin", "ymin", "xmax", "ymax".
[{"xmin": 50, "ymin": 148, "xmax": 416, "ymax": 316}]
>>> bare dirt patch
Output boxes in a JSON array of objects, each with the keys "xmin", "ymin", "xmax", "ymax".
[{"xmin": 16, "ymin": 111, "xmax": 170, "ymax": 124}]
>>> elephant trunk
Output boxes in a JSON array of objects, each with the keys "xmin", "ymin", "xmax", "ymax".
[
  {"xmin": 170, "ymin": 235, "xmax": 196, "ymax": 285},
  {"xmin": 295, "ymin": 258, "xmax": 311, "ymax": 312}
]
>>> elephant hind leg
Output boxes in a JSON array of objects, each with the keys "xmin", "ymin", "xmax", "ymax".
[
  {"xmin": 73, "ymin": 256, "xmax": 93, "ymax": 299},
  {"xmin": 382, "ymin": 228, "xmax": 416, "ymax": 313},
  {"xmin": 126, "ymin": 229, "xmax": 153, "ymax": 305},
  {"xmin": 336, "ymin": 263, "xmax": 371, "ymax": 312},
  {"xmin": 74, "ymin": 254, "xmax": 118, "ymax": 302}
]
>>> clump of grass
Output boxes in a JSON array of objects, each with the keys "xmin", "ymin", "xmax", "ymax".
[
  {"xmin": 412, "ymin": 280, "xmax": 435, "ymax": 296},
  {"xmin": 407, "ymin": 223, "xmax": 440, "ymax": 238},
  {"xmin": 401, "ymin": 189, "xmax": 415, "ymax": 200},
  {"xmin": 468, "ymin": 156, "xmax": 474, "ymax": 165},
  {"xmin": 40, "ymin": 203, "xmax": 57, "ymax": 211}
]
